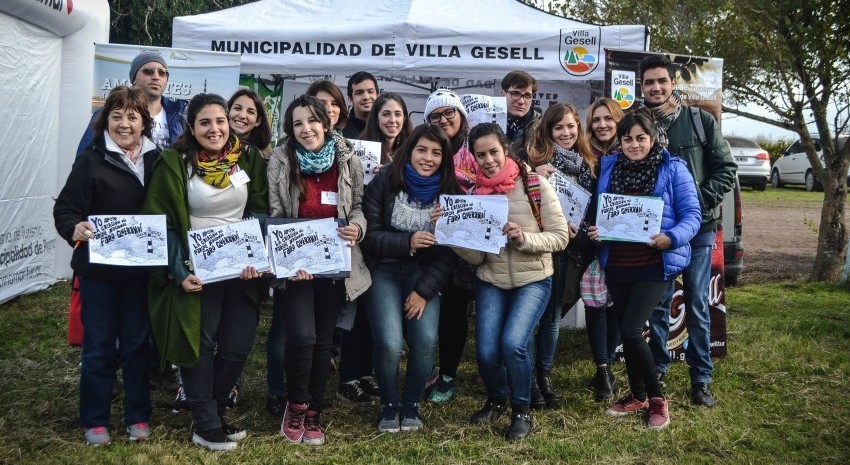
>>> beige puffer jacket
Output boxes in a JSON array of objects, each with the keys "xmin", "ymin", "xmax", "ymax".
[
  {"xmin": 267, "ymin": 133, "xmax": 371, "ymax": 300},
  {"xmin": 454, "ymin": 175, "xmax": 569, "ymax": 290}
]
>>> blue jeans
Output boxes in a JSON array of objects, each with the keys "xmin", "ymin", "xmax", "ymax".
[
  {"xmin": 649, "ymin": 236, "xmax": 715, "ymax": 384},
  {"xmin": 475, "ymin": 277, "xmax": 551, "ymax": 407},
  {"xmin": 530, "ymin": 293, "xmax": 560, "ymax": 373},
  {"xmin": 79, "ymin": 277, "xmax": 151, "ymax": 428},
  {"xmin": 366, "ymin": 261, "xmax": 441, "ymax": 405}
]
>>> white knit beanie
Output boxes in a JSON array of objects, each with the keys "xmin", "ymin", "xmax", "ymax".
[{"xmin": 423, "ymin": 88, "xmax": 467, "ymax": 122}]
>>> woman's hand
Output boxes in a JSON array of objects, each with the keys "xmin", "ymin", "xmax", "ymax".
[
  {"xmin": 337, "ymin": 224, "xmax": 360, "ymax": 246},
  {"xmin": 649, "ymin": 233, "xmax": 672, "ymax": 251},
  {"xmin": 410, "ymin": 231, "xmax": 436, "ymax": 250},
  {"xmin": 72, "ymin": 221, "xmax": 96, "ymax": 242},
  {"xmin": 430, "ymin": 204, "xmax": 444, "ymax": 226},
  {"xmin": 587, "ymin": 225, "xmax": 600, "ymax": 242},
  {"xmin": 503, "ymin": 221, "xmax": 525, "ymax": 246},
  {"xmin": 289, "ymin": 269, "xmax": 313, "ymax": 281},
  {"xmin": 403, "ymin": 290, "xmax": 427, "ymax": 320},
  {"xmin": 374, "ymin": 163, "xmax": 384, "ymax": 173},
  {"xmin": 181, "ymin": 274, "xmax": 203, "ymax": 293},
  {"xmin": 240, "ymin": 265, "xmax": 260, "ymax": 280},
  {"xmin": 568, "ymin": 224, "xmax": 578, "ymax": 239},
  {"xmin": 534, "ymin": 164, "xmax": 554, "ymax": 179}
]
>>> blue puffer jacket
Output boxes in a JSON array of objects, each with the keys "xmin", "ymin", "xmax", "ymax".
[{"xmin": 596, "ymin": 148, "xmax": 702, "ymax": 280}]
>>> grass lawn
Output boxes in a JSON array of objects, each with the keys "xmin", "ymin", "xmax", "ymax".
[{"xmin": 1, "ymin": 280, "xmax": 848, "ymax": 464}]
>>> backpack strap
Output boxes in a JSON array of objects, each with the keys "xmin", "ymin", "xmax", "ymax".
[{"xmin": 689, "ymin": 106, "xmax": 710, "ymax": 150}]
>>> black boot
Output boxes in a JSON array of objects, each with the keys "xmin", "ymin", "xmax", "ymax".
[
  {"xmin": 470, "ymin": 398, "xmax": 506, "ymax": 425},
  {"xmin": 592, "ymin": 365, "xmax": 616, "ymax": 401},
  {"xmin": 530, "ymin": 376, "xmax": 545, "ymax": 410},
  {"xmin": 537, "ymin": 370, "xmax": 561, "ymax": 409},
  {"xmin": 505, "ymin": 406, "xmax": 532, "ymax": 440}
]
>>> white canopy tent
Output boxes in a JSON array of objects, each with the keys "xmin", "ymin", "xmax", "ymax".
[{"xmin": 0, "ymin": 0, "xmax": 109, "ymax": 303}]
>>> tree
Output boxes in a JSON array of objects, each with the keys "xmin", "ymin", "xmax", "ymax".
[{"xmin": 534, "ymin": 0, "xmax": 850, "ymax": 285}]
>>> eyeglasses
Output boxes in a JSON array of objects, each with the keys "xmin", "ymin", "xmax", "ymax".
[
  {"xmin": 140, "ymin": 67, "xmax": 169, "ymax": 78},
  {"xmin": 507, "ymin": 90, "xmax": 533, "ymax": 101},
  {"xmin": 428, "ymin": 108, "xmax": 457, "ymax": 123}
]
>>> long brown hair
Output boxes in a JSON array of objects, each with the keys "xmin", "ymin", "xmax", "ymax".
[
  {"xmin": 526, "ymin": 103, "xmax": 595, "ymax": 176},
  {"xmin": 360, "ymin": 93, "xmax": 413, "ymax": 163},
  {"xmin": 282, "ymin": 95, "xmax": 335, "ymax": 197},
  {"xmin": 389, "ymin": 124, "xmax": 462, "ymax": 196},
  {"xmin": 228, "ymin": 88, "xmax": 272, "ymax": 150},
  {"xmin": 172, "ymin": 93, "xmax": 231, "ymax": 178},
  {"xmin": 306, "ymin": 79, "xmax": 349, "ymax": 130},
  {"xmin": 586, "ymin": 97, "xmax": 624, "ymax": 154}
]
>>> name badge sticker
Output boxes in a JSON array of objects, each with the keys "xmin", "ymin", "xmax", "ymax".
[
  {"xmin": 321, "ymin": 191, "xmax": 339, "ymax": 205},
  {"xmin": 230, "ymin": 170, "xmax": 250, "ymax": 188}
]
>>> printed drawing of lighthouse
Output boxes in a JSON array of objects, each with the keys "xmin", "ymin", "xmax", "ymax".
[
  {"xmin": 242, "ymin": 233, "xmax": 254, "ymax": 258},
  {"xmin": 483, "ymin": 216, "xmax": 501, "ymax": 241},
  {"xmin": 643, "ymin": 218, "xmax": 649, "ymax": 231},
  {"xmin": 147, "ymin": 228, "xmax": 153, "ymax": 254}
]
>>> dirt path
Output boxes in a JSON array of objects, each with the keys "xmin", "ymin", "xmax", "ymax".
[{"xmin": 737, "ymin": 189, "xmax": 840, "ymax": 285}]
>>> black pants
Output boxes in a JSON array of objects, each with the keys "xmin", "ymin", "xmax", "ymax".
[
  {"xmin": 338, "ymin": 299, "xmax": 374, "ymax": 383},
  {"xmin": 607, "ymin": 280, "xmax": 668, "ymax": 400},
  {"xmin": 437, "ymin": 284, "xmax": 474, "ymax": 379},
  {"xmin": 276, "ymin": 279, "xmax": 345, "ymax": 411},
  {"xmin": 183, "ymin": 279, "xmax": 259, "ymax": 432}
]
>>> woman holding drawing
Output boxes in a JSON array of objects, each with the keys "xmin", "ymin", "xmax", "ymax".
[
  {"xmin": 451, "ymin": 123, "xmax": 569, "ymax": 440},
  {"xmin": 267, "ymin": 95, "xmax": 370, "ymax": 446},
  {"xmin": 587, "ymin": 110, "xmax": 700, "ymax": 429},
  {"xmin": 522, "ymin": 102, "xmax": 597, "ymax": 409},
  {"xmin": 143, "ymin": 93, "xmax": 269, "ymax": 451},
  {"xmin": 361, "ymin": 124, "xmax": 462, "ymax": 433},
  {"xmin": 54, "ymin": 86, "xmax": 160, "ymax": 446}
]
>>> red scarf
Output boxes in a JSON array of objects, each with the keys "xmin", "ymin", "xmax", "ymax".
[{"xmin": 474, "ymin": 157, "xmax": 520, "ymax": 195}]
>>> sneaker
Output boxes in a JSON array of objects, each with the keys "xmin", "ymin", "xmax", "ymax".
[
  {"xmin": 647, "ymin": 397, "xmax": 670, "ymax": 430},
  {"xmin": 337, "ymin": 380, "xmax": 372, "ymax": 403},
  {"xmin": 606, "ymin": 393, "xmax": 649, "ymax": 416},
  {"xmin": 470, "ymin": 399, "xmax": 506, "ymax": 425},
  {"xmin": 280, "ymin": 401, "xmax": 308, "ymax": 443},
  {"xmin": 504, "ymin": 412, "xmax": 532, "ymax": 440},
  {"xmin": 691, "ymin": 383, "xmax": 717, "ymax": 407},
  {"xmin": 172, "ymin": 385, "xmax": 189, "ymax": 414},
  {"xmin": 377, "ymin": 403, "xmax": 401, "ymax": 433},
  {"xmin": 358, "ymin": 376, "xmax": 380, "ymax": 397},
  {"xmin": 400, "ymin": 403, "xmax": 423, "ymax": 431},
  {"xmin": 302, "ymin": 410, "xmax": 325, "ymax": 445},
  {"xmin": 220, "ymin": 418, "xmax": 247, "ymax": 442},
  {"xmin": 266, "ymin": 394, "xmax": 287, "ymax": 417},
  {"xmin": 84, "ymin": 427, "xmax": 110, "ymax": 447},
  {"xmin": 226, "ymin": 383, "xmax": 240, "ymax": 409},
  {"xmin": 193, "ymin": 428, "xmax": 237, "ymax": 451},
  {"xmin": 126, "ymin": 423, "xmax": 150, "ymax": 442},
  {"xmin": 427, "ymin": 374, "xmax": 455, "ymax": 403}
]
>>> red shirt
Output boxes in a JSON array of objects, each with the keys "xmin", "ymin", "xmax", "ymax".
[{"xmin": 298, "ymin": 164, "xmax": 339, "ymax": 219}]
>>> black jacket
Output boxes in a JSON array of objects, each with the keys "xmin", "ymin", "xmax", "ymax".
[
  {"xmin": 361, "ymin": 166, "xmax": 457, "ymax": 300},
  {"xmin": 54, "ymin": 138, "xmax": 160, "ymax": 282}
]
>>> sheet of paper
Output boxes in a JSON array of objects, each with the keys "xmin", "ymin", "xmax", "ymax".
[
  {"xmin": 549, "ymin": 171, "xmax": 592, "ymax": 229},
  {"xmin": 266, "ymin": 218, "xmax": 347, "ymax": 278},
  {"xmin": 349, "ymin": 139, "xmax": 382, "ymax": 185},
  {"xmin": 460, "ymin": 94, "xmax": 508, "ymax": 133},
  {"xmin": 187, "ymin": 218, "xmax": 270, "ymax": 283},
  {"xmin": 434, "ymin": 195, "xmax": 509, "ymax": 254},
  {"xmin": 87, "ymin": 215, "xmax": 168, "ymax": 266},
  {"xmin": 595, "ymin": 193, "xmax": 664, "ymax": 243}
]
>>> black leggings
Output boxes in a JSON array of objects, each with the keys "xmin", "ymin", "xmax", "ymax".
[
  {"xmin": 607, "ymin": 280, "xmax": 668, "ymax": 400},
  {"xmin": 437, "ymin": 284, "xmax": 474, "ymax": 379}
]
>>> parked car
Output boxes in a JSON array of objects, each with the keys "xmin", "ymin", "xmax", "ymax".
[
  {"xmin": 772, "ymin": 136, "xmax": 849, "ymax": 191},
  {"xmin": 725, "ymin": 136, "xmax": 770, "ymax": 191},
  {"xmin": 721, "ymin": 176, "xmax": 744, "ymax": 286}
]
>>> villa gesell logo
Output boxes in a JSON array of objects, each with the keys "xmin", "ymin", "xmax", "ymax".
[{"xmin": 559, "ymin": 27, "xmax": 601, "ymax": 77}]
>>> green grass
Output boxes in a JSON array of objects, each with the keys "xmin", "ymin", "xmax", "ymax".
[
  {"xmin": 1, "ymin": 281, "xmax": 848, "ymax": 464},
  {"xmin": 741, "ymin": 186, "xmax": 827, "ymax": 205}
]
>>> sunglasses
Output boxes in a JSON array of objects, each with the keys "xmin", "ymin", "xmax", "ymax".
[
  {"xmin": 428, "ymin": 108, "xmax": 457, "ymax": 123},
  {"xmin": 140, "ymin": 67, "xmax": 169, "ymax": 78}
]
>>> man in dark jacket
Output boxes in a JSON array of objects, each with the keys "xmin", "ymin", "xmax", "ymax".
[
  {"xmin": 342, "ymin": 71, "xmax": 380, "ymax": 139},
  {"xmin": 76, "ymin": 52, "xmax": 187, "ymax": 156},
  {"xmin": 639, "ymin": 54, "xmax": 737, "ymax": 408},
  {"xmin": 501, "ymin": 70, "xmax": 540, "ymax": 156}
]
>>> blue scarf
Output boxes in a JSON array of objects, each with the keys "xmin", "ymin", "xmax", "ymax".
[
  {"xmin": 296, "ymin": 137, "xmax": 336, "ymax": 175},
  {"xmin": 404, "ymin": 161, "xmax": 442, "ymax": 205}
]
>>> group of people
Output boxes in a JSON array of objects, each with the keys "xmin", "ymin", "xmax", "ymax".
[{"xmin": 54, "ymin": 51, "xmax": 735, "ymax": 450}]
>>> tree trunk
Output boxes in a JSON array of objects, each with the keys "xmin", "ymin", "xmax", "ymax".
[{"xmin": 812, "ymin": 178, "xmax": 849, "ymax": 282}]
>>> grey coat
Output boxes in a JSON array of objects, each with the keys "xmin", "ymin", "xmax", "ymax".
[{"xmin": 267, "ymin": 133, "xmax": 371, "ymax": 300}]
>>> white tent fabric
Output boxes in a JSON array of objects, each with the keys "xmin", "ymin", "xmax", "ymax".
[
  {"xmin": 172, "ymin": 0, "xmax": 647, "ymax": 81},
  {"xmin": 0, "ymin": 0, "xmax": 109, "ymax": 303}
]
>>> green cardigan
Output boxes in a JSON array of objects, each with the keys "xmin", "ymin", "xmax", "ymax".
[{"xmin": 142, "ymin": 144, "xmax": 270, "ymax": 368}]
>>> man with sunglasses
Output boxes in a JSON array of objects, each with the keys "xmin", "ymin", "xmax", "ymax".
[
  {"xmin": 76, "ymin": 52, "xmax": 188, "ymax": 156},
  {"xmin": 500, "ymin": 70, "xmax": 540, "ymax": 157}
]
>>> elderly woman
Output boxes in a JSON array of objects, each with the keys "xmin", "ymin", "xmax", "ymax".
[
  {"xmin": 589, "ymin": 110, "xmax": 701, "ymax": 430},
  {"xmin": 54, "ymin": 85, "xmax": 160, "ymax": 446},
  {"xmin": 144, "ymin": 93, "xmax": 269, "ymax": 451}
]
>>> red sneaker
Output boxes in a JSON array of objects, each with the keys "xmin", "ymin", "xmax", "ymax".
[
  {"xmin": 606, "ymin": 393, "xmax": 649, "ymax": 416},
  {"xmin": 647, "ymin": 397, "xmax": 670, "ymax": 429},
  {"xmin": 302, "ymin": 410, "xmax": 325, "ymax": 446},
  {"xmin": 280, "ymin": 401, "xmax": 308, "ymax": 443}
]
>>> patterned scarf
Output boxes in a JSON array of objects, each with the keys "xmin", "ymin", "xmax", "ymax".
[
  {"xmin": 642, "ymin": 91, "xmax": 682, "ymax": 148},
  {"xmin": 474, "ymin": 157, "xmax": 520, "ymax": 195},
  {"xmin": 453, "ymin": 143, "xmax": 477, "ymax": 191},
  {"xmin": 403, "ymin": 161, "xmax": 442, "ymax": 205},
  {"xmin": 609, "ymin": 143, "xmax": 664, "ymax": 196},
  {"xmin": 552, "ymin": 144, "xmax": 582, "ymax": 177},
  {"xmin": 507, "ymin": 110, "xmax": 534, "ymax": 142},
  {"xmin": 196, "ymin": 136, "xmax": 241, "ymax": 188},
  {"xmin": 590, "ymin": 137, "xmax": 619, "ymax": 158},
  {"xmin": 296, "ymin": 136, "xmax": 336, "ymax": 175}
]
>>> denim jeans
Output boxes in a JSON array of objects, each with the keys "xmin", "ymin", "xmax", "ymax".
[
  {"xmin": 649, "ymin": 235, "xmax": 715, "ymax": 384},
  {"xmin": 366, "ymin": 260, "xmax": 441, "ymax": 405},
  {"xmin": 530, "ymin": 292, "xmax": 560, "ymax": 373},
  {"xmin": 79, "ymin": 277, "xmax": 151, "ymax": 428},
  {"xmin": 585, "ymin": 304, "xmax": 620, "ymax": 366},
  {"xmin": 475, "ymin": 277, "xmax": 551, "ymax": 407}
]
